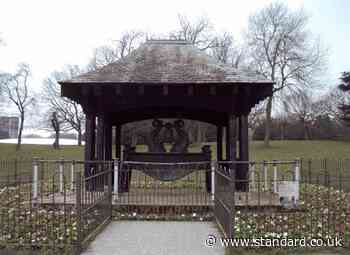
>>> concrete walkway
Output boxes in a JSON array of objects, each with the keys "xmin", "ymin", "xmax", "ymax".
[{"xmin": 82, "ymin": 221, "xmax": 225, "ymax": 255}]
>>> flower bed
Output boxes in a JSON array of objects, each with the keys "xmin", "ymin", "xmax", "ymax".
[{"xmin": 233, "ymin": 184, "xmax": 350, "ymax": 247}]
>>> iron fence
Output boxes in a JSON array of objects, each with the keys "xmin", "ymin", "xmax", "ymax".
[
  {"xmin": 114, "ymin": 161, "xmax": 213, "ymax": 219},
  {"xmin": 0, "ymin": 158, "xmax": 349, "ymax": 252},
  {"xmin": 215, "ymin": 162, "xmax": 235, "ymax": 238},
  {"xmin": 228, "ymin": 159, "xmax": 350, "ymax": 248},
  {"xmin": 0, "ymin": 159, "xmax": 113, "ymax": 254}
]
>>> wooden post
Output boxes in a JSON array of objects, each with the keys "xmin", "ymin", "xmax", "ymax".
[
  {"xmin": 227, "ymin": 115, "xmax": 237, "ymax": 162},
  {"xmin": 273, "ymin": 160, "xmax": 277, "ymax": 193},
  {"xmin": 84, "ymin": 113, "xmax": 96, "ymax": 161},
  {"xmin": 227, "ymin": 114, "xmax": 236, "ymax": 238},
  {"xmin": 250, "ymin": 163, "xmax": 255, "ymax": 191},
  {"xmin": 238, "ymin": 114, "xmax": 249, "ymax": 191},
  {"xmin": 113, "ymin": 159, "xmax": 119, "ymax": 198},
  {"xmin": 32, "ymin": 157, "xmax": 39, "ymax": 200},
  {"xmin": 96, "ymin": 115, "xmax": 105, "ymax": 161},
  {"xmin": 59, "ymin": 157, "xmax": 64, "ymax": 193},
  {"xmin": 264, "ymin": 160, "xmax": 268, "ymax": 191},
  {"xmin": 114, "ymin": 125, "xmax": 121, "ymax": 191},
  {"xmin": 115, "ymin": 125, "xmax": 121, "ymax": 159},
  {"xmin": 217, "ymin": 125, "xmax": 223, "ymax": 161},
  {"xmin": 84, "ymin": 113, "xmax": 96, "ymax": 181},
  {"xmin": 104, "ymin": 120, "xmax": 112, "ymax": 161},
  {"xmin": 108, "ymin": 161, "xmax": 113, "ymax": 218}
]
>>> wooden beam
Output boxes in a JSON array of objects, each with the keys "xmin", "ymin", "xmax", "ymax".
[
  {"xmin": 93, "ymin": 86, "xmax": 102, "ymax": 97},
  {"xmin": 216, "ymin": 125, "xmax": 223, "ymax": 161},
  {"xmin": 232, "ymin": 85, "xmax": 238, "ymax": 95},
  {"xmin": 115, "ymin": 85, "xmax": 122, "ymax": 96},
  {"xmin": 115, "ymin": 125, "xmax": 121, "ymax": 160},
  {"xmin": 96, "ymin": 115, "xmax": 105, "ymax": 161},
  {"xmin": 84, "ymin": 113, "xmax": 96, "ymax": 161},
  {"xmin": 187, "ymin": 85, "xmax": 194, "ymax": 96},
  {"xmin": 82, "ymin": 86, "xmax": 90, "ymax": 97},
  {"xmin": 163, "ymin": 85, "xmax": 169, "ymax": 95},
  {"xmin": 238, "ymin": 114, "xmax": 249, "ymax": 191},
  {"xmin": 104, "ymin": 120, "xmax": 112, "ymax": 160},
  {"xmin": 138, "ymin": 85, "xmax": 145, "ymax": 95},
  {"xmin": 226, "ymin": 114, "xmax": 237, "ymax": 161},
  {"xmin": 209, "ymin": 85, "xmax": 216, "ymax": 96}
]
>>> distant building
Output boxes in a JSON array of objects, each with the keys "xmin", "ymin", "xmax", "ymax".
[{"xmin": 0, "ymin": 117, "xmax": 19, "ymax": 139}]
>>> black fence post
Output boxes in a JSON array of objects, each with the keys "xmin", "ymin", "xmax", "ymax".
[
  {"xmin": 108, "ymin": 161, "xmax": 113, "ymax": 219},
  {"xmin": 229, "ymin": 161, "xmax": 235, "ymax": 238},
  {"xmin": 75, "ymin": 170, "xmax": 82, "ymax": 254}
]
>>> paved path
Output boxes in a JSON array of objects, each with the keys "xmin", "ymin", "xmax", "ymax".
[{"xmin": 82, "ymin": 221, "xmax": 225, "ymax": 255}]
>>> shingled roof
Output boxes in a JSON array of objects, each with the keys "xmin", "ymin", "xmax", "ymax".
[{"xmin": 61, "ymin": 39, "xmax": 272, "ymax": 84}]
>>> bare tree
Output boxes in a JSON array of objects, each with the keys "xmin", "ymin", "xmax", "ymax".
[
  {"xmin": 283, "ymin": 90, "xmax": 317, "ymax": 140},
  {"xmin": 337, "ymin": 72, "xmax": 350, "ymax": 125},
  {"xmin": 88, "ymin": 30, "xmax": 145, "ymax": 70},
  {"xmin": 314, "ymin": 87, "xmax": 349, "ymax": 124},
  {"xmin": 246, "ymin": 2, "xmax": 327, "ymax": 146},
  {"xmin": 248, "ymin": 102, "xmax": 266, "ymax": 134},
  {"xmin": 117, "ymin": 30, "xmax": 145, "ymax": 58},
  {"xmin": 42, "ymin": 65, "xmax": 85, "ymax": 145},
  {"xmin": 51, "ymin": 111, "xmax": 60, "ymax": 149},
  {"xmin": 88, "ymin": 45, "xmax": 118, "ymax": 69},
  {"xmin": 170, "ymin": 14, "xmax": 216, "ymax": 51},
  {"xmin": 211, "ymin": 32, "xmax": 245, "ymax": 68},
  {"xmin": 1, "ymin": 63, "xmax": 35, "ymax": 150}
]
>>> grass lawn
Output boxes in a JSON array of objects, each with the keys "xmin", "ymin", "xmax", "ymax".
[
  {"xmin": 1, "ymin": 140, "xmax": 350, "ymax": 161},
  {"xmin": 0, "ymin": 143, "xmax": 84, "ymax": 160}
]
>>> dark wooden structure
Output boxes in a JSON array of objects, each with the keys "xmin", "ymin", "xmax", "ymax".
[{"xmin": 59, "ymin": 39, "xmax": 273, "ymax": 191}]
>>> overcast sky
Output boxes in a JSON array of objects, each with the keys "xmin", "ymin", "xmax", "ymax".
[{"xmin": 0, "ymin": 0, "xmax": 349, "ymax": 91}]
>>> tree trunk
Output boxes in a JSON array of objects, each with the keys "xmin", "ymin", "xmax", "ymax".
[
  {"xmin": 77, "ymin": 129, "xmax": 82, "ymax": 146},
  {"xmin": 303, "ymin": 122, "xmax": 310, "ymax": 140},
  {"xmin": 264, "ymin": 96, "xmax": 273, "ymax": 147},
  {"xmin": 54, "ymin": 130, "xmax": 60, "ymax": 149},
  {"xmin": 16, "ymin": 112, "xmax": 24, "ymax": 151}
]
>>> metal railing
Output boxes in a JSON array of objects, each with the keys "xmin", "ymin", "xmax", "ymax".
[
  {"xmin": 0, "ymin": 158, "xmax": 349, "ymax": 252},
  {"xmin": 75, "ymin": 160, "xmax": 113, "ymax": 250},
  {"xmin": 0, "ymin": 158, "xmax": 113, "ymax": 254},
  {"xmin": 215, "ymin": 161, "xmax": 235, "ymax": 238},
  {"xmin": 225, "ymin": 159, "xmax": 350, "ymax": 248},
  {"xmin": 113, "ymin": 161, "xmax": 212, "ymax": 218}
]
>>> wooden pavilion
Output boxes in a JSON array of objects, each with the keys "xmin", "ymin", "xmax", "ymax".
[{"xmin": 59, "ymin": 39, "xmax": 273, "ymax": 191}]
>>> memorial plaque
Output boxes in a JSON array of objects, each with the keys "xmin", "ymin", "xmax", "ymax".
[{"xmin": 277, "ymin": 180, "xmax": 299, "ymax": 207}]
